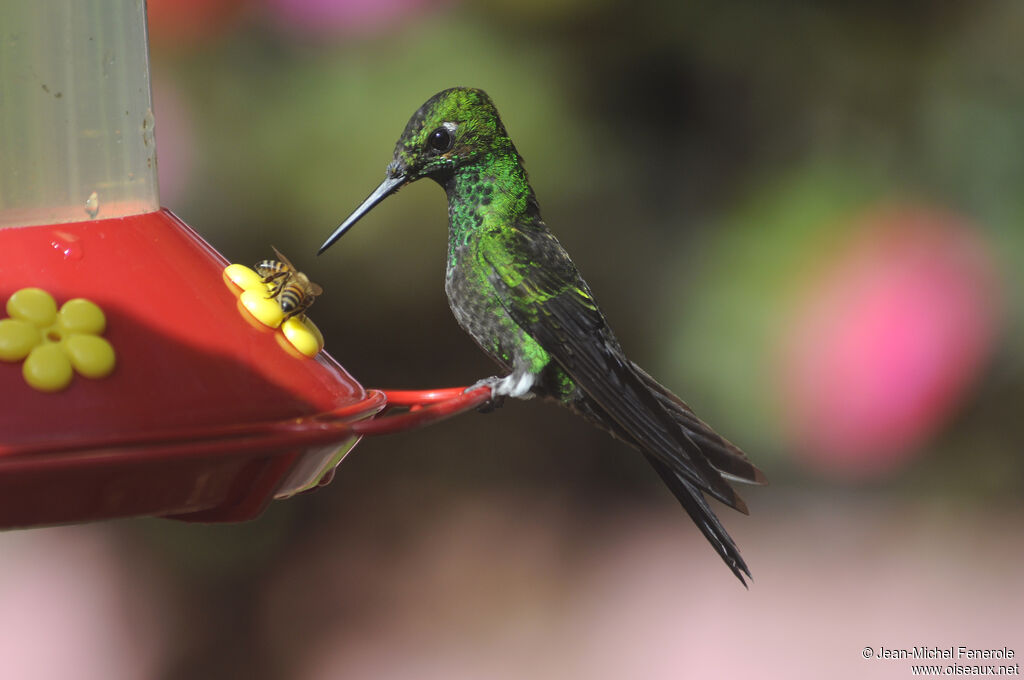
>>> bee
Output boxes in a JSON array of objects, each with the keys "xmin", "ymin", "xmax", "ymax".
[{"xmin": 254, "ymin": 246, "xmax": 323, "ymax": 321}]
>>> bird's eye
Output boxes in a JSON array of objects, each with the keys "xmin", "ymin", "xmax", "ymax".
[{"xmin": 427, "ymin": 126, "xmax": 454, "ymax": 153}]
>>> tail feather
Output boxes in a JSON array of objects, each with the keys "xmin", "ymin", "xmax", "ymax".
[
  {"xmin": 645, "ymin": 452, "xmax": 751, "ymax": 586},
  {"xmin": 563, "ymin": 365, "xmax": 761, "ymax": 584},
  {"xmin": 632, "ymin": 363, "xmax": 767, "ymax": 487}
]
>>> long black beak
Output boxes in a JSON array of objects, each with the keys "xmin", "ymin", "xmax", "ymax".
[{"xmin": 318, "ymin": 172, "xmax": 407, "ymax": 255}]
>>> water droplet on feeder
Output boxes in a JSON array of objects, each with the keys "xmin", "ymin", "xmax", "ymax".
[{"xmin": 85, "ymin": 191, "xmax": 99, "ymax": 219}]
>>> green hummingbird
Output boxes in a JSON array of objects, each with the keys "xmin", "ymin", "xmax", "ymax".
[{"xmin": 319, "ymin": 87, "xmax": 766, "ymax": 584}]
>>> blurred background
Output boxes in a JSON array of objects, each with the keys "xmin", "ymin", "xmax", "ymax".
[{"xmin": 2, "ymin": 1, "xmax": 1023, "ymax": 678}]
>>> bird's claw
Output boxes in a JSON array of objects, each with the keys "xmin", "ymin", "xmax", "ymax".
[{"xmin": 465, "ymin": 376, "xmax": 505, "ymax": 413}]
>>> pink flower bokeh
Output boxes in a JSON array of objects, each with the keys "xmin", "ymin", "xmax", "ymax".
[
  {"xmin": 253, "ymin": 496, "xmax": 1024, "ymax": 680},
  {"xmin": 0, "ymin": 527, "xmax": 168, "ymax": 680},
  {"xmin": 780, "ymin": 207, "xmax": 1001, "ymax": 477},
  {"xmin": 263, "ymin": 0, "xmax": 447, "ymax": 38}
]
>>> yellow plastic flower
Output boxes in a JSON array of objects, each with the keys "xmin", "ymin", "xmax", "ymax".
[
  {"xmin": 223, "ymin": 264, "xmax": 324, "ymax": 358},
  {"xmin": 0, "ymin": 288, "xmax": 116, "ymax": 392}
]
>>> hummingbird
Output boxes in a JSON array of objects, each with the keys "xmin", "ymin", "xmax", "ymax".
[{"xmin": 319, "ymin": 87, "xmax": 766, "ymax": 585}]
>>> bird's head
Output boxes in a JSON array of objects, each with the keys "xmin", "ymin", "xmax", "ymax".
[
  {"xmin": 392, "ymin": 87, "xmax": 511, "ymax": 182},
  {"xmin": 319, "ymin": 87, "xmax": 510, "ymax": 254}
]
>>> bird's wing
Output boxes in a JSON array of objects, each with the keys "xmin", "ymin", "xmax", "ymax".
[{"xmin": 477, "ymin": 225, "xmax": 750, "ymax": 510}]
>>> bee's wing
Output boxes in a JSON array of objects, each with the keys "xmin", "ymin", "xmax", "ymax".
[
  {"xmin": 270, "ymin": 245, "xmax": 296, "ymax": 271},
  {"xmin": 290, "ymin": 271, "xmax": 324, "ymax": 296}
]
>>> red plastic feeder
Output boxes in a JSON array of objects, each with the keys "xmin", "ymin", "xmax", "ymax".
[{"xmin": 0, "ymin": 4, "xmax": 490, "ymax": 529}]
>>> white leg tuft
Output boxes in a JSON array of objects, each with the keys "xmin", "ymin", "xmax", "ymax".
[{"xmin": 468, "ymin": 372, "xmax": 536, "ymax": 400}]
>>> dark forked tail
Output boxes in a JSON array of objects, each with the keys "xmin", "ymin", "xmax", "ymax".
[{"xmin": 645, "ymin": 452, "xmax": 751, "ymax": 586}]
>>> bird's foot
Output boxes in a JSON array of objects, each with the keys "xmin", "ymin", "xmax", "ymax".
[
  {"xmin": 465, "ymin": 373, "xmax": 535, "ymax": 412},
  {"xmin": 465, "ymin": 376, "xmax": 505, "ymax": 412}
]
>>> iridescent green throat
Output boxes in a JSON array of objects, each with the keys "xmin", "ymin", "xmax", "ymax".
[{"xmin": 441, "ymin": 151, "xmax": 540, "ymax": 255}]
